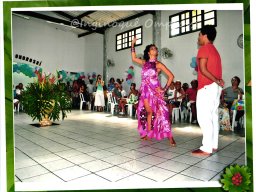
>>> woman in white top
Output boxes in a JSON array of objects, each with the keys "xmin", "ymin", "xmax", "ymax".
[
  {"xmin": 94, "ymin": 75, "xmax": 105, "ymax": 112},
  {"xmin": 169, "ymin": 81, "xmax": 185, "ymax": 121},
  {"xmin": 165, "ymin": 82, "xmax": 175, "ymax": 116}
]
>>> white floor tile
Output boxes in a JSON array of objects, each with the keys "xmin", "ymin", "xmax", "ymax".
[
  {"xmin": 152, "ymin": 151, "xmax": 180, "ymax": 160},
  {"xmin": 96, "ymin": 167, "xmax": 133, "ymax": 182},
  {"xmin": 32, "ymin": 153, "xmax": 62, "ymax": 164},
  {"xmin": 80, "ymin": 160, "xmax": 113, "ymax": 172},
  {"xmin": 194, "ymin": 160, "xmax": 228, "ymax": 172},
  {"xmin": 171, "ymin": 155, "xmax": 202, "ymax": 165},
  {"xmin": 76, "ymin": 146, "xmax": 101, "ymax": 153},
  {"xmin": 54, "ymin": 166, "xmax": 91, "ymax": 181},
  {"xmin": 157, "ymin": 160, "xmax": 191, "ymax": 173},
  {"xmin": 164, "ymin": 174, "xmax": 199, "ymax": 182},
  {"xmin": 105, "ymin": 146, "xmax": 131, "ymax": 154},
  {"xmin": 138, "ymin": 167, "xmax": 176, "ymax": 182},
  {"xmin": 69, "ymin": 173, "xmax": 110, "ymax": 183},
  {"xmin": 87, "ymin": 150, "xmax": 115, "ymax": 159},
  {"xmin": 118, "ymin": 160, "xmax": 152, "ymax": 173},
  {"xmin": 15, "ymin": 165, "xmax": 49, "ymax": 180},
  {"xmin": 136, "ymin": 146, "xmax": 161, "ymax": 154},
  {"xmin": 119, "ymin": 150, "xmax": 148, "ymax": 159},
  {"xmin": 65, "ymin": 154, "xmax": 96, "ymax": 164},
  {"xmin": 206, "ymin": 154, "xmax": 236, "ymax": 165},
  {"xmin": 137, "ymin": 155, "xmax": 167, "ymax": 165},
  {"xmin": 22, "ymin": 173, "xmax": 64, "ymax": 182},
  {"xmin": 41, "ymin": 159, "xmax": 74, "ymax": 171},
  {"xmin": 15, "ymin": 158, "xmax": 38, "ymax": 169},
  {"xmin": 103, "ymin": 155, "xmax": 132, "ymax": 165},
  {"xmin": 55, "ymin": 149, "xmax": 83, "ymax": 158},
  {"xmin": 181, "ymin": 166, "xmax": 218, "ymax": 181},
  {"xmin": 117, "ymin": 174, "xmax": 155, "ymax": 183}
]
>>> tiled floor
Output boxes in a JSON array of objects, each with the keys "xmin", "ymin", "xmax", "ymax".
[{"xmin": 14, "ymin": 110, "xmax": 245, "ymax": 187}]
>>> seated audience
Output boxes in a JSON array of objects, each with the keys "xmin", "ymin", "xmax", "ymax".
[
  {"xmin": 119, "ymin": 83, "xmax": 139, "ymax": 115},
  {"xmin": 108, "ymin": 77, "xmax": 115, "ymax": 92},
  {"xmin": 169, "ymin": 80, "xmax": 185, "ymax": 121},
  {"xmin": 186, "ymin": 80, "xmax": 198, "ymax": 124},
  {"xmin": 220, "ymin": 76, "xmax": 244, "ymax": 132}
]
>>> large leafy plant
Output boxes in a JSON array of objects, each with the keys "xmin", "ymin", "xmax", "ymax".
[{"xmin": 21, "ymin": 70, "xmax": 72, "ymax": 123}]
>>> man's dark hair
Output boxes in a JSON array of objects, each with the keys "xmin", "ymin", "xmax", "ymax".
[
  {"xmin": 232, "ymin": 76, "xmax": 241, "ymax": 85},
  {"xmin": 201, "ymin": 25, "xmax": 217, "ymax": 42}
]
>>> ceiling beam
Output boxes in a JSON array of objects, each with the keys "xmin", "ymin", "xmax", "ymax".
[
  {"xmin": 14, "ymin": 11, "xmax": 104, "ymax": 34},
  {"xmin": 76, "ymin": 11, "xmax": 96, "ymax": 19},
  {"xmin": 104, "ymin": 10, "xmax": 156, "ymax": 30},
  {"xmin": 78, "ymin": 11, "xmax": 156, "ymax": 38},
  {"xmin": 53, "ymin": 11, "xmax": 74, "ymax": 20}
]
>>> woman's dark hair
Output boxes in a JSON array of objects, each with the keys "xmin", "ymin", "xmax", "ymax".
[
  {"xmin": 97, "ymin": 74, "xmax": 101, "ymax": 81},
  {"xmin": 182, "ymin": 83, "xmax": 189, "ymax": 91},
  {"xmin": 232, "ymin": 76, "xmax": 241, "ymax": 85},
  {"xmin": 116, "ymin": 78, "xmax": 123, "ymax": 85},
  {"xmin": 131, "ymin": 83, "xmax": 136, "ymax": 87},
  {"xmin": 143, "ymin": 44, "xmax": 156, "ymax": 61},
  {"xmin": 109, "ymin": 77, "xmax": 115, "ymax": 83},
  {"xmin": 200, "ymin": 25, "xmax": 217, "ymax": 42}
]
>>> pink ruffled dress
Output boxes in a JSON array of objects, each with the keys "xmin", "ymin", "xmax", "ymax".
[{"xmin": 137, "ymin": 60, "xmax": 173, "ymax": 140}]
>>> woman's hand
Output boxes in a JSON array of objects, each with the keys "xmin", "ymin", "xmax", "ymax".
[
  {"xmin": 131, "ymin": 36, "xmax": 137, "ymax": 46},
  {"xmin": 155, "ymin": 87, "xmax": 164, "ymax": 94}
]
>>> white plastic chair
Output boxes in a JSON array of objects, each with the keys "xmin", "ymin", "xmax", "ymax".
[
  {"xmin": 126, "ymin": 103, "xmax": 133, "ymax": 117},
  {"xmin": 187, "ymin": 101, "xmax": 195, "ymax": 123},
  {"xmin": 108, "ymin": 93, "xmax": 119, "ymax": 115},
  {"xmin": 106, "ymin": 92, "xmax": 112, "ymax": 112},
  {"xmin": 13, "ymin": 99, "xmax": 20, "ymax": 112},
  {"xmin": 172, "ymin": 107, "xmax": 181, "ymax": 123},
  {"xmin": 79, "ymin": 93, "xmax": 90, "ymax": 110}
]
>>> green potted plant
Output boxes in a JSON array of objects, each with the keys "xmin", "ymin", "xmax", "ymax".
[{"xmin": 20, "ymin": 70, "xmax": 72, "ymax": 126}]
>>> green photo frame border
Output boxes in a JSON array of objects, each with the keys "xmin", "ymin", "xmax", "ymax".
[{"xmin": 3, "ymin": 0, "xmax": 252, "ymax": 191}]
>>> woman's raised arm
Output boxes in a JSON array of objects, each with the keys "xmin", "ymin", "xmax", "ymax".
[{"xmin": 131, "ymin": 37, "xmax": 145, "ymax": 65}]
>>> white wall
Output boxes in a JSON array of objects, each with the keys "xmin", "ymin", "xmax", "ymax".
[
  {"xmin": 12, "ymin": 15, "xmax": 103, "ymax": 86},
  {"xmin": 160, "ymin": 10, "xmax": 244, "ymax": 89},
  {"xmin": 13, "ymin": 10, "xmax": 244, "ymax": 91},
  {"xmin": 105, "ymin": 14, "xmax": 153, "ymax": 93}
]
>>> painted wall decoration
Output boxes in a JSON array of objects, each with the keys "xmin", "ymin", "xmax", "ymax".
[
  {"xmin": 13, "ymin": 63, "xmax": 42, "ymax": 78},
  {"xmin": 13, "ymin": 62, "xmax": 97, "ymax": 85},
  {"xmin": 125, "ymin": 66, "xmax": 135, "ymax": 85},
  {"xmin": 190, "ymin": 57, "xmax": 198, "ymax": 75}
]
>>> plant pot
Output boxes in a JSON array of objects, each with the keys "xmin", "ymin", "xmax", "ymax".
[{"xmin": 39, "ymin": 100, "xmax": 55, "ymax": 127}]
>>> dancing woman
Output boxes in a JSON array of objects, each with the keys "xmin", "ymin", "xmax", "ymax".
[{"xmin": 131, "ymin": 37, "xmax": 176, "ymax": 146}]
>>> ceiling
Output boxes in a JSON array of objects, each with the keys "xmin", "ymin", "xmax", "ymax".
[{"xmin": 13, "ymin": 10, "xmax": 155, "ymax": 38}]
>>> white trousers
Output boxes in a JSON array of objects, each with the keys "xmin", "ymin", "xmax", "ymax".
[{"xmin": 196, "ymin": 82, "xmax": 222, "ymax": 153}]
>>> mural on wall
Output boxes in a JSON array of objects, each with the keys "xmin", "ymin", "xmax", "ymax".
[
  {"xmin": 13, "ymin": 62, "xmax": 97, "ymax": 85},
  {"xmin": 190, "ymin": 57, "xmax": 198, "ymax": 75},
  {"xmin": 13, "ymin": 63, "xmax": 42, "ymax": 78},
  {"xmin": 125, "ymin": 66, "xmax": 135, "ymax": 85}
]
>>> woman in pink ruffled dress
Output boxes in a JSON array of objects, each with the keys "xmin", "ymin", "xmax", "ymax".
[{"xmin": 131, "ymin": 37, "xmax": 176, "ymax": 146}]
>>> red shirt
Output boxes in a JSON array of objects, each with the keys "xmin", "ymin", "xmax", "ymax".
[
  {"xmin": 186, "ymin": 88, "xmax": 197, "ymax": 101},
  {"xmin": 197, "ymin": 44, "xmax": 222, "ymax": 90}
]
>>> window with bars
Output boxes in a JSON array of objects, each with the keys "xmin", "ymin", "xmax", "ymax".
[
  {"xmin": 169, "ymin": 10, "xmax": 217, "ymax": 38},
  {"xmin": 116, "ymin": 26, "xmax": 142, "ymax": 51}
]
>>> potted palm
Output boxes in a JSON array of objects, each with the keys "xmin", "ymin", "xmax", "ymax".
[{"xmin": 20, "ymin": 70, "xmax": 72, "ymax": 126}]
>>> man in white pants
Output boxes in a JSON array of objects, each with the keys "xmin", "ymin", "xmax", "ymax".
[{"xmin": 192, "ymin": 25, "xmax": 224, "ymax": 156}]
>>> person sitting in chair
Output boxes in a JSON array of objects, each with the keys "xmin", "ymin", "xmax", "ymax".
[{"xmin": 221, "ymin": 76, "xmax": 244, "ymax": 131}]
